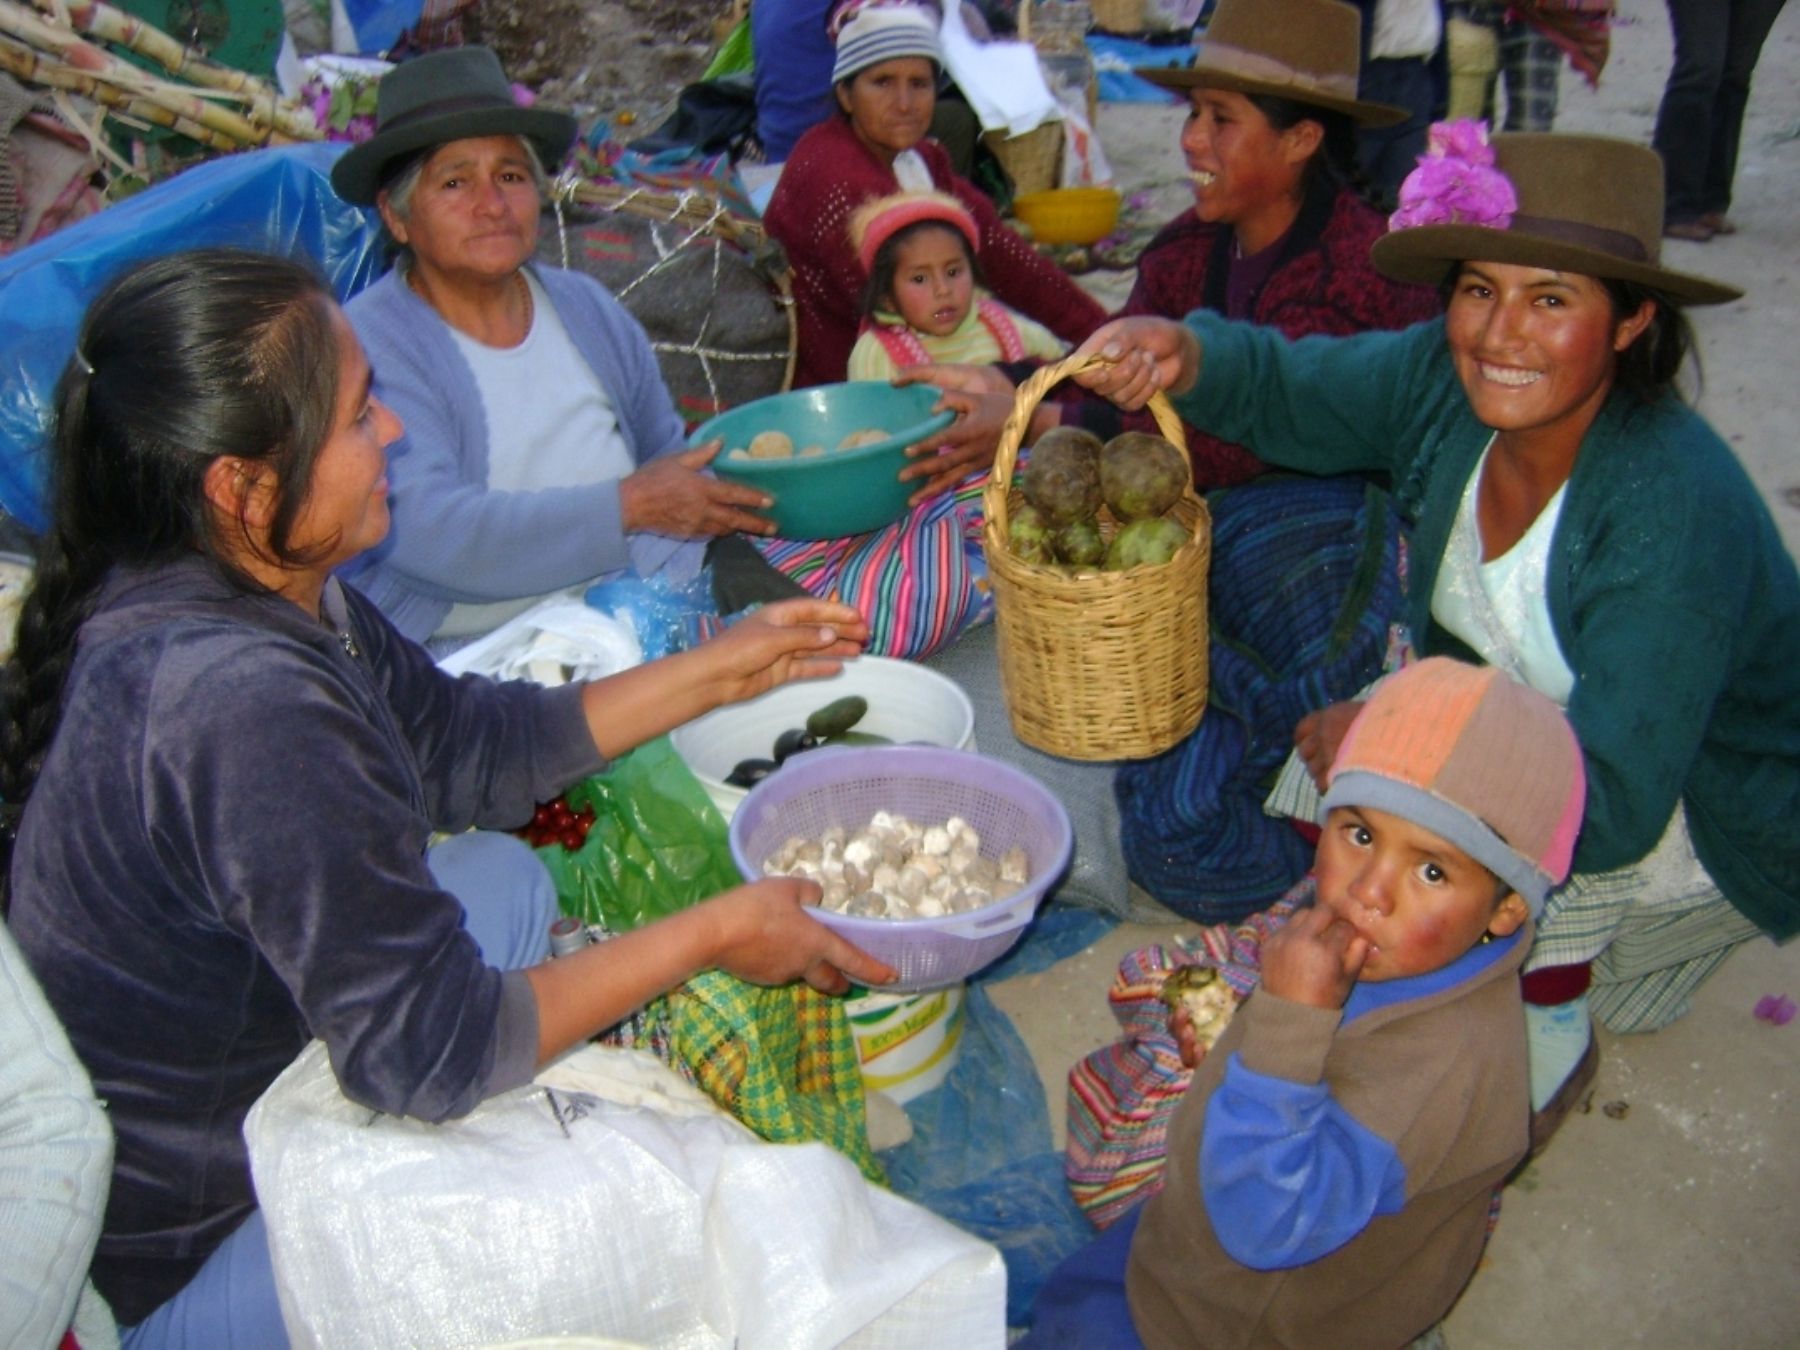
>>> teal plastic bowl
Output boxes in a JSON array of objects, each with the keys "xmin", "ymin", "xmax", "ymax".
[{"xmin": 690, "ymin": 383, "xmax": 955, "ymax": 540}]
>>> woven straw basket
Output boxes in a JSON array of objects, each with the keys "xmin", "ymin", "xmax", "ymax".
[
  {"xmin": 981, "ymin": 353, "xmax": 1211, "ymax": 761},
  {"xmin": 983, "ymin": 120, "xmax": 1063, "ymax": 198},
  {"xmin": 1090, "ymin": 0, "xmax": 1144, "ymax": 33}
]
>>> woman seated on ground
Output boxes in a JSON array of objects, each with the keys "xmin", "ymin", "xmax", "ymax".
[
  {"xmin": 909, "ymin": 0, "xmax": 1442, "ymax": 490},
  {"xmin": 763, "ymin": 0, "xmax": 1106, "ymax": 396},
  {"xmin": 1068, "ymin": 131, "xmax": 1800, "ymax": 1133},
  {"xmin": 330, "ymin": 46, "xmax": 781, "ymax": 646},
  {"xmin": 0, "ymin": 248, "xmax": 890, "ymax": 1343}
]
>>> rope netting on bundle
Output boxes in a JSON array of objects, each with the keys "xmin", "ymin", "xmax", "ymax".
[{"xmin": 543, "ymin": 174, "xmax": 795, "ymax": 431}]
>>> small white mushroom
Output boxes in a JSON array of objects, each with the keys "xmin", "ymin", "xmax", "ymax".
[
  {"xmin": 872, "ymin": 862, "xmax": 900, "ymax": 895},
  {"xmin": 914, "ymin": 895, "xmax": 946, "ymax": 918},
  {"xmin": 1000, "ymin": 847, "xmax": 1030, "ymax": 885},
  {"xmin": 821, "ymin": 879, "xmax": 850, "ymax": 910},
  {"xmin": 921, "ymin": 825, "xmax": 951, "ymax": 856},
  {"xmin": 845, "ymin": 862, "xmax": 872, "ymax": 895},
  {"xmin": 897, "ymin": 865, "xmax": 929, "ymax": 901}
]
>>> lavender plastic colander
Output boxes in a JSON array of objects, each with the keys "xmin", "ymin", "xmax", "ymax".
[{"xmin": 728, "ymin": 745, "xmax": 1073, "ymax": 991}]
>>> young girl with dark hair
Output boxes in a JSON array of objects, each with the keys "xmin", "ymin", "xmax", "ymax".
[{"xmin": 1, "ymin": 248, "xmax": 890, "ymax": 1343}]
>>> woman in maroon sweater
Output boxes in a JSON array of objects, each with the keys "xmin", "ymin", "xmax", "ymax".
[
  {"xmin": 763, "ymin": 1, "xmax": 1104, "ymax": 405},
  {"xmin": 912, "ymin": 0, "xmax": 1441, "ymax": 489}
]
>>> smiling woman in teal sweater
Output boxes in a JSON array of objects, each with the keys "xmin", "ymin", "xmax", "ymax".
[{"xmin": 1071, "ymin": 132, "xmax": 1798, "ymax": 1126}]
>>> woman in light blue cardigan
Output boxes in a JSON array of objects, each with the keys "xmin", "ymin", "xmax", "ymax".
[
  {"xmin": 1070, "ymin": 132, "xmax": 1798, "ymax": 1130},
  {"xmin": 332, "ymin": 47, "xmax": 777, "ymax": 644}
]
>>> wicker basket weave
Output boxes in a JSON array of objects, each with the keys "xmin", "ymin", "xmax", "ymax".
[
  {"xmin": 981, "ymin": 353, "xmax": 1211, "ymax": 761},
  {"xmin": 1089, "ymin": 0, "xmax": 1144, "ymax": 33},
  {"xmin": 982, "ymin": 120, "xmax": 1063, "ymax": 198}
]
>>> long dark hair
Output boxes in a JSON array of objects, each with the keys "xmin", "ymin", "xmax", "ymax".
[
  {"xmin": 1602, "ymin": 277, "xmax": 1698, "ymax": 405},
  {"xmin": 1246, "ymin": 93, "xmax": 1369, "ymax": 205},
  {"xmin": 0, "ymin": 249, "xmax": 341, "ymax": 889}
]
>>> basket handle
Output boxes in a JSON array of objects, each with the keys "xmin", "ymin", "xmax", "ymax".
[{"xmin": 981, "ymin": 350, "xmax": 1193, "ymax": 544}]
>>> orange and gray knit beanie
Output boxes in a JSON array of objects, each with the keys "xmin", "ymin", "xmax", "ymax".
[{"xmin": 1321, "ymin": 658, "xmax": 1586, "ymax": 915}]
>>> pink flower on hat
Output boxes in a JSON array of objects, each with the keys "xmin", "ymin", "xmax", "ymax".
[{"xmin": 1389, "ymin": 119, "xmax": 1518, "ymax": 232}]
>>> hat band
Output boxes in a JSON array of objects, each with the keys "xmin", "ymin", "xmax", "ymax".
[
  {"xmin": 379, "ymin": 91, "xmax": 519, "ymax": 136},
  {"xmin": 1505, "ymin": 213, "xmax": 1650, "ymax": 265},
  {"xmin": 1191, "ymin": 40, "xmax": 1360, "ymax": 102}
]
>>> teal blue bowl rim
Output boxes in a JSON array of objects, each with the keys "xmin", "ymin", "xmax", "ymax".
[{"xmin": 685, "ymin": 388, "xmax": 957, "ymax": 468}]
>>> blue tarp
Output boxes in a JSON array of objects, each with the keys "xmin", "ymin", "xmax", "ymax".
[
  {"xmin": 1091, "ymin": 34, "xmax": 1187, "ymax": 104},
  {"xmin": 0, "ymin": 141, "xmax": 385, "ymax": 531},
  {"xmin": 883, "ymin": 902, "xmax": 1115, "ymax": 1327}
]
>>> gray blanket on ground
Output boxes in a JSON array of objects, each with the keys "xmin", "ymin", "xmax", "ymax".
[{"xmin": 924, "ymin": 622, "xmax": 1167, "ymax": 923}]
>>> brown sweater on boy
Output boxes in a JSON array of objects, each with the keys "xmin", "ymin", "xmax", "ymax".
[{"xmin": 1128, "ymin": 928, "xmax": 1530, "ymax": 1348}]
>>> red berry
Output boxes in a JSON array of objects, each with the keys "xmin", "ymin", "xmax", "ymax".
[
  {"xmin": 559, "ymin": 827, "xmax": 586, "ymax": 851},
  {"xmin": 533, "ymin": 804, "xmax": 556, "ymax": 829},
  {"xmin": 577, "ymin": 805, "xmax": 596, "ymax": 826}
]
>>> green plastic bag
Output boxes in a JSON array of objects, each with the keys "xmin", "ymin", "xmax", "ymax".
[
  {"xmin": 703, "ymin": 18, "xmax": 755, "ymax": 81},
  {"xmin": 535, "ymin": 736, "xmax": 740, "ymax": 932}
]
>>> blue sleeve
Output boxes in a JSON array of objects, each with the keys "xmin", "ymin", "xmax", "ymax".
[{"xmin": 1200, "ymin": 1053, "xmax": 1408, "ymax": 1270}]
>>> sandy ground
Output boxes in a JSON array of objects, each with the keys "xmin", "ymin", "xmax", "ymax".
[{"xmin": 994, "ymin": 0, "xmax": 1800, "ymax": 1343}]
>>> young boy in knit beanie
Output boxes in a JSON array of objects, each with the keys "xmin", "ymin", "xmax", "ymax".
[{"xmin": 1026, "ymin": 657, "xmax": 1586, "ymax": 1349}]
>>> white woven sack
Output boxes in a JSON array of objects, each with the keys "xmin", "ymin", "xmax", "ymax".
[{"xmin": 245, "ymin": 1042, "xmax": 1005, "ymax": 1349}]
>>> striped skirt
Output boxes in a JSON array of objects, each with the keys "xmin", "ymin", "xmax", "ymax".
[{"xmin": 753, "ymin": 471, "xmax": 994, "ymax": 661}]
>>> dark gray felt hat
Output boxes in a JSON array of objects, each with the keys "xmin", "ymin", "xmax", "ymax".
[{"xmin": 331, "ymin": 46, "xmax": 578, "ymax": 206}]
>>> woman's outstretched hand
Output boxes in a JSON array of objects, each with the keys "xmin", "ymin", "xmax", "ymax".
[
  {"xmin": 579, "ymin": 596, "xmax": 865, "ymax": 760},
  {"xmin": 700, "ymin": 596, "xmax": 869, "ymax": 705},
  {"xmin": 892, "ymin": 364, "xmax": 1017, "ymax": 504},
  {"xmin": 621, "ymin": 441, "xmax": 778, "ymax": 538},
  {"xmin": 1295, "ymin": 699, "xmax": 1364, "ymax": 793},
  {"xmin": 1070, "ymin": 318, "xmax": 1202, "ymax": 409},
  {"xmin": 708, "ymin": 877, "xmax": 897, "ymax": 993}
]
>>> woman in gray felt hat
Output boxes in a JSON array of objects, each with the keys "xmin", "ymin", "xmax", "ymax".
[
  {"xmin": 1069, "ymin": 130, "xmax": 1799, "ymax": 1144},
  {"xmin": 332, "ymin": 46, "xmax": 781, "ymax": 647}
]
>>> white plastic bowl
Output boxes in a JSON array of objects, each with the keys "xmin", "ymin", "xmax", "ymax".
[{"xmin": 671, "ymin": 656, "xmax": 976, "ymax": 820}]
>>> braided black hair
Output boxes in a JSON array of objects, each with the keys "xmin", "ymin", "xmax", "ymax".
[{"xmin": 0, "ymin": 249, "xmax": 340, "ymax": 905}]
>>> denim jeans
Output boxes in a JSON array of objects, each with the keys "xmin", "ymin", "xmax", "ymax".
[
  {"xmin": 1651, "ymin": 0, "xmax": 1790, "ymax": 223},
  {"xmin": 119, "ymin": 832, "xmax": 558, "ymax": 1350}
]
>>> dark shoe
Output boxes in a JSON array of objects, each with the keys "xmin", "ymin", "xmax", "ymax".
[
  {"xmin": 1528, "ymin": 1034, "xmax": 1599, "ymax": 1156},
  {"xmin": 1663, "ymin": 219, "xmax": 1715, "ymax": 242},
  {"xmin": 1699, "ymin": 211, "xmax": 1738, "ymax": 236}
]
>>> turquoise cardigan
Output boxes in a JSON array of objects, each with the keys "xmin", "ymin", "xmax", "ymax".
[{"xmin": 1176, "ymin": 313, "xmax": 1800, "ymax": 939}]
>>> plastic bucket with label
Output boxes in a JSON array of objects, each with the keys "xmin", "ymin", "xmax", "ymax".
[{"xmin": 844, "ymin": 982, "xmax": 966, "ymax": 1104}]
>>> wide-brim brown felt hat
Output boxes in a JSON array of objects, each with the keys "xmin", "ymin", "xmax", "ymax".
[
  {"xmin": 1137, "ymin": 0, "xmax": 1408, "ymax": 128},
  {"xmin": 1372, "ymin": 134, "xmax": 1743, "ymax": 306},
  {"xmin": 331, "ymin": 46, "xmax": 578, "ymax": 206}
]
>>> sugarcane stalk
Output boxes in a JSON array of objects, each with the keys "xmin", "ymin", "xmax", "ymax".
[
  {"xmin": 29, "ymin": 0, "xmax": 319, "ymax": 139},
  {"xmin": 0, "ymin": 33, "xmax": 255, "ymax": 148},
  {"xmin": 0, "ymin": 7, "xmax": 305, "ymax": 144}
]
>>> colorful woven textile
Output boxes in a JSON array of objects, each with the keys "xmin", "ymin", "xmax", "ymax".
[
  {"xmin": 1064, "ymin": 886, "xmax": 1307, "ymax": 1228},
  {"xmin": 669, "ymin": 973, "xmax": 883, "ymax": 1182},
  {"xmin": 755, "ymin": 470, "xmax": 994, "ymax": 661},
  {"xmin": 1115, "ymin": 476, "xmax": 1405, "ymax": 922}
]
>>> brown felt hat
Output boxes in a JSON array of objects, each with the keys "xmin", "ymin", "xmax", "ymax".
[
  {"xmin": 1137, "ymin": 0, "xmax": 1409, "ymax": 128},
  {"xmin": 1372, "ymin": 134, "xmax": 1743, "ymax": 306},
  {"xmin": 330, "ymin": 46, "xmax": 578, "ymax": 207}
]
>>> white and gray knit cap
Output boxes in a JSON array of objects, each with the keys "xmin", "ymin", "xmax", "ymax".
[{"xmin": 831, "ymin": 1, "xmax": 944, "ymax": 84}]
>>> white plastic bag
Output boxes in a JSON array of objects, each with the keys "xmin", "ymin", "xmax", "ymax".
[
  {"xmin": 246, "ymin": 1042, "xmax": 1006, "ymax": 1349},
  {"xmin": 434, "ymin": 595, "xmax": 644, "ymax": 685}
]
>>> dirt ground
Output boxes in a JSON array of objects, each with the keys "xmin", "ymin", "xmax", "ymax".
[{"xmin": 471, "ymin": 0, "xmax": 723, "ymax": 127}]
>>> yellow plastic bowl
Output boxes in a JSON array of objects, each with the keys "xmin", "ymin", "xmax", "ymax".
[{"xmin": 1010, "ymin": 186, "xmax": 1122, "ymax": 246}]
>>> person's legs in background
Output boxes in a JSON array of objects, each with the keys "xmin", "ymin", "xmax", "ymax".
[
  {"xmin": 1497, "ymin": 17, "xmax": 1559, "ymax": 131},
  {"xmin": 1653, "ymin": 0, "xmax": 1729, "ymax": 235},
  {"xmin": 1357, "ymin": 55, "xmax": 1439, "ymax": 208},
  {"xmin": 1697, "ymin": 0, "xmax": 1790, "ymax": 229}
]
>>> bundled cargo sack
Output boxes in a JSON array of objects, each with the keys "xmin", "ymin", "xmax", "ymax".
[{"xmin": 246, "ymin": 1040, "xmax": 1005, "ymax": 1348}]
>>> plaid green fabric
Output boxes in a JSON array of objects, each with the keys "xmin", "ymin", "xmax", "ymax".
[{"xmin": 669, "ymin": 972, "xmax": 882, "ymax": 1183}]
